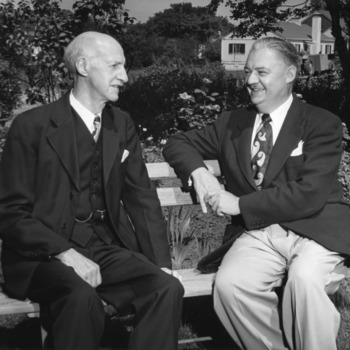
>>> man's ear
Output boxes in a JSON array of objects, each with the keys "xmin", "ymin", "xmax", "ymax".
[
  {"xmin": 286, "ymin": 65, "xmax": 297, "ymax": 84},
  {"xmin": 75, "ymin": 57, "xmax": 88, "ymax": 77}
]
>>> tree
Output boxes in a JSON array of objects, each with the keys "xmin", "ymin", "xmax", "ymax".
[
  {"xmin": 208, "ymin": 0, "xmax": 350, "ymax": 126},
  {"xmin": 148, "ymin": 3, "xmax": 232, "ymax": 42},
  {"xmin": 0, "ymin": 0, "xmax": 132, "ymax": 106},
  {"xmin": 208, "ymin": 0, "xmax": 310, "ymax": 39},
  {"xmin": 137, "ymin": 2, "xmax": 233, "ymax": 65},
  {"xmin": 325, "ymin": 0, "xmax": 350, "ymax": 124},
  {"xmin": 0, "ymin": 0, "xmax": 74, "ymax": 104},
  {"xmin": 72, "ymin": 0, "xmax": 134, "ymax": 40}
]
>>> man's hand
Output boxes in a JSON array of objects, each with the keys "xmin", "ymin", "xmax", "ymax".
[
  {"xmin": 207, "ymin": 190, "xmax": 241, "ymax": 216},
  {"xmin": 56, "ymin": 248, "xmax": 102, "ymax": 288},
  {"xmin": 191, "ymin": 167, "xmax": 222, "ymax": 214}
]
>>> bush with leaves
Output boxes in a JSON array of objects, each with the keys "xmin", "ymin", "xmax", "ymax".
[
  {"xmin": 0, "ymin": 0, "xmax": 132, "ymax": 106},
  {"xmin": 118, "ymin": 62, "xmax": 249, "ymax": 143},
  {"xmin": 339, "ymin": 123, "xmax": 350, "ymax": 204},
  {"xmin": 294, "ymin": 70, "xmax": 345, "ymax": 118},
  {"xmin": 165, "ymin": 206, "xmax": 198, "ymax": 270},
  {"xmin": 0, "ymin": 66, "xmax": 22, "ymax": 126},
  {"xmin": 0, "ymin": 0, "xmax": 75, "ymax": 104},
  {"xmin": 175, "ymin": 82, "xmax": 222, "ymax": 131}
]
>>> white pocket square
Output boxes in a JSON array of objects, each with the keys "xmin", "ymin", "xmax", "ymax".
[
  {"xmin": 291, "ymin": 141, "xmax": 304, "ymax": 157},
  {"xmin": 121, "ymin": 150, "xmax": 129, "ymax": 163}
]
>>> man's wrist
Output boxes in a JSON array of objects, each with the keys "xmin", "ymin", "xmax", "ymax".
[{"xmin": 190, "ymin": 167, "xmax": 208, "ymax": 183}]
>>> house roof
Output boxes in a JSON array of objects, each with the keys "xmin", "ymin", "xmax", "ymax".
[
  {"xmin": 276, "ymin": 22, "xmax": 335, "ymax": 43},
  {"xmin": 299, "ymin": 10, "xmax": 332, "ymax": 32},
  {"xmin": 293, "ymin": 10, "xmax": 346, "ymax": 35},
  {"xmin": 223, "ymin": 21, "xmax": 334, "ymax": 43}
]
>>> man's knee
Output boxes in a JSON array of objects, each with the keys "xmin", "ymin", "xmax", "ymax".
[
  {"xmin": 61, "ymin": 282, "xmax": 104, "ymax": 316},
  {"xmin": 215, "ymin": 265, "xmax": 248, "ymax": 297},
  {"xmin": 161, "ymin": 273, "xmax": 185, "ymax": 298},
  {"xmin": 287, "ymin": 263, "xmax": 323, "ymax": 291}
]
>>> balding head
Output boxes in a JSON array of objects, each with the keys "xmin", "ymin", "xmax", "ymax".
[
  {"xmin": 64, "ymin": 31, "xmax": 122, "ymax": 75},
  {"xmin": 63, "ymin": 31, "xmax": 128, "ymax": 112}
]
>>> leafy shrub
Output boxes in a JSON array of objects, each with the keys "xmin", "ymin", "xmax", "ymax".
[
  {"xmin": 339, "ymin": 123, "xmax": 350, "ymax": 204},
  {"xmin": 176, "ymin": 88, "xmax": 222, "ymax": 131},
  {"xmin": 165, "ymin": 206, "xmax": 197, "ymax": 269},
  {"xmin": 0, "ymin": 66, "xmax": 22, "ymax": 126},
  {"xmin": 0, "ymin": 124, "xmax": 9, "ymax": 161},
  {"xmin": 294, "ymin": 70, "xmax": 345, "ymax": 119},
  {"xmin": 118, "ymin": 62, "xmax": 249, "ymax": 143}
]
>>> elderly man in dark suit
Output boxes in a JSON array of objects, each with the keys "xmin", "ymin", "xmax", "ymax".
[
  {"xmin": 0, "ymin": 31, "xmax": 183, "ymax": 350},
  {"xmin": 163, "ymin": 37, "xmax": 350, "ymax": 350}
]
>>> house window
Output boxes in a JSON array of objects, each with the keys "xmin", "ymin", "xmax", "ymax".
[
  {"xmin": 294, "ymin": 44, "xmax": 301, "ymax": 52},
  {"xmin": 325, "ymin": 45, "xmax": 332, "ymax": 54},
  {"xmin": 228, "ymin": 43, "xmax": 245, "ymax": 55}
]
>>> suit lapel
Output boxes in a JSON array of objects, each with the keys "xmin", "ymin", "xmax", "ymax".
[
  {"xmin": 102, "ymin": 105, "xmax": 122, "ymax": 185},
  {"xmin": 231, "ymin": 108, "xmax": 257, "ymax": 188},
  {"xmin": 263, "ymin": 96, "xmax": 304, "ymax": 187},
  {"xmin": 47, "ymin": 94, "xmax": 80, "ymax": 190}
]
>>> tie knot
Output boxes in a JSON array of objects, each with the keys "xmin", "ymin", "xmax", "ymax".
[
  {"xmin": 94, "ymin": 116, "xmax": 101, "ymax": 123},
  {"xmin": 262, "ymin": 114, "xmax": 271, "ymax": 123}
]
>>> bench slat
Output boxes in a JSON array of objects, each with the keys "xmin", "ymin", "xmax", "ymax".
[
  {"xmin": 0, "ymin": 288, "xmax": 39, "ymax": 316},
  {"xmin": 0, "ymin": 268, "xmax": 214, "ymax": 317},
  {"xmin": 146, "ymin": 160, "xmax": 221, "ymax": 179},
  {"xmin": 157, "ymin": 188, "xmax": 197, "ymax": 206},
  {"xmin": 157, "ymin": 185, "xmax": 225, "ymax": 207},
  {"xmin": 177, "ymin": 268, "xmax": 215, "ymax": 297}
]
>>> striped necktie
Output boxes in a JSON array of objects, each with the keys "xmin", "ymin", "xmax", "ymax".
[{"xmin": 251, "ymin": 114, "xmax": 273, "ymax": 189}]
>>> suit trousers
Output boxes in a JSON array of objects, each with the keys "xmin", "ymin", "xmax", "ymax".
[
  {"xmin": 27, "ymin": 233, "xmax": 184, "ymax": 350},
  {"xmin": 214, "ymin": 224, "xmax": 345, "ymax": 350}
]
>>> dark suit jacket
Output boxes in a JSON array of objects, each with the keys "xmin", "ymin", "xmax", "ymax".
[
  {"xmin": 163, "ymin": 95, "xmax": 350, "ymax": 268},
  {"xmin": 0, "ymin": 94, "xmax": 171, "ymax": 299}
]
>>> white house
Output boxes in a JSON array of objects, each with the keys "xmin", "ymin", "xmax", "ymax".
[{"xmin": 221, "ymin": 11, "xmax": 335, "ymax": 71}]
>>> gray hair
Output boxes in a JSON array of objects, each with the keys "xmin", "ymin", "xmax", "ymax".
[
  {"xmin": 251, "ymin": 37, "xmax": 302, "ymax": 77},
  {"xmin": 63, "ymin": 32, "xmax": 112, "ymax": 74}
]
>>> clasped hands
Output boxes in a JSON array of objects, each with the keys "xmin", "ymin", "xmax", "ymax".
[{"xmin": 191, "ymin": 167, "xmax": 240, "ymax": 217}]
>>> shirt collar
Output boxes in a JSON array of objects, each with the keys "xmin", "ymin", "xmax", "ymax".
[
  {"xmin": 268, "ymin": 94, "xmax": 293, "ymax": 129},
  {"xmin": 255, "ymin": 94, "xmax": 293, "ymax": 128},
  {"xmin": 69, "ymin": 91, "xmax": 101, "ymax": 133},
  {"xmin": 252, "ymin": 94, "xmax": 293, "ymax": 146}
]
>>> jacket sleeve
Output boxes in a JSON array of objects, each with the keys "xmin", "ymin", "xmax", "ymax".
[
  {"xmin": 121, "ymin": 115, "xmax": 172, "ymax": 268},
  {"xmin": 0, "ymin": 115, "xmax": 72, "ymax": 259},
  {"xmin": 163, "ymin": 112, "xmax": 232, "ymax": 187}
]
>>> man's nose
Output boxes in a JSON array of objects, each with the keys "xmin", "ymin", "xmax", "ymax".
[
  {"xmin": 246, "ymin": 71, "xmax": 258, "ymax": 85},
  {"xmin": 119, "ymin": 67, "xmax": 128, "ymax": 84}
]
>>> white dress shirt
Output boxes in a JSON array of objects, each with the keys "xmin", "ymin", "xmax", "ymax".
[
  {"xmin": 69, "ymin": 91, "xmax": 102, "ymax": 134},
  {"xmin": 251, "ymin": 94, "xmax": 293, "ymax": 153}
]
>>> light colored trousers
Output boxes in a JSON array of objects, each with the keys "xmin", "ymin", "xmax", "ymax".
[{"xmin": 214, "ymin": 224, "xmax": 346, "ymax": 350}]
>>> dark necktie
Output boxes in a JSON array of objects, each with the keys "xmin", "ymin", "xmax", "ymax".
[
  {"xmin": 251, "ymin": 114, "xmax": 273, "ymax": 189},
  {"xmin": 92, "ymin": 116, "xmax": 101, "ymax": 142}
]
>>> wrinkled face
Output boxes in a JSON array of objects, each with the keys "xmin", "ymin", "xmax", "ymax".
[
  {"xmin": 86, "ymin": 40, "xmax": 128, "ymax": 104},
  {"xmin": 244, "ymin": 47, "xmax": 296, "ymax": 114}
]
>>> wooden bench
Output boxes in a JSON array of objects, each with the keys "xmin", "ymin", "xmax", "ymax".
[
  {"xmin": 1, "ymin": 159, "xmax": 350, "ymax": 347},
  {"xmin": 0, "ymin": 160, "xmax": 220, "ymax": 345}
]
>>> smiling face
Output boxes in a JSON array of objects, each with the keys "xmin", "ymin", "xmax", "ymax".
[{"xmin": 244, "ymin": 46, "xmax": 296, "ymax": 114}]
